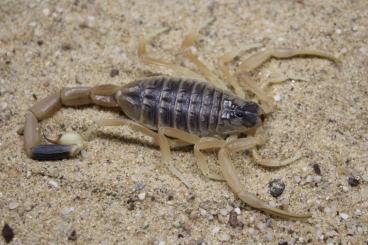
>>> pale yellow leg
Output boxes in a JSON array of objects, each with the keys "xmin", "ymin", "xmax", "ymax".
[
  {"xmin": 158, "ymin": 127, "xmax": 191, "ymax": 188},
  {"xmin": 218, "ymin": 137, "xmax": 311, "ymax": 220},
  {"xmin": 179, "ymin": 19, "xmax": 228, "ymax": 90},
  {"xmin": 251, "ymin": 149, "xmax": 303, "ymax": 168},
  {"xmin": 235, "ymin": 48, "xmax": 340, "ymax": 113},
  {"xmin": 96, "ymin": 118, "xmax": 190, "ymax": 148},
  {"xmin": 158, "ymin": 127, "xmax": 224, "ymax": 181},
  {"xmin": 238, "ymin": 48, "xmax": 341, "ymax": 73},
  {"xmin": 97, "ymin": 119, "xmax": 191, "ymax": 187},
  {"xmin": 218, "ymin": 43, "xmax": 263, "ymax": 98},
  {"xmin": 137, "ymin": 28, "xmax": 203, "ymax": 80},
  {"xmin": 238, "ymin": 72, "xmax": 275, "ymax": 113},
  {"xmin": 249, "ymin": 127, "xmax": 303, "ymax": 168}
]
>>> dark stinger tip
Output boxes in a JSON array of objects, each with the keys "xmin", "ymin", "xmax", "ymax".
[{"xmin": 31, "ymin": 144, "xmax": 78, "ymax": 161}]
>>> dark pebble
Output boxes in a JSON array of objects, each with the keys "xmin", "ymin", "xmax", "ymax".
[
  {"xmin": 127, "ymin": 202, "xmax": 135, "ymax": 210},
  {"xmin": 68, "ymin": 230, "xmax": 77, "ymax": 241},
  {"xmin": 228, "ymin": 211, "xmax": 243, "ymax": 228},
  {"xmin": 2, "ymin": 224, "xmax": 14, "ymax": 244},
  {"xmin": 312, "ymin": 163, "xmax": 321, "ymax": 175},
  {"xmin": 37, "ymin": 40, "xmax": 44, "ymax": 46},
  {"xmin": 268, "ymin": 179, "xmax": 285, "ymax": 198},
  {"xmin": 110, "ymin": 69, "xmax": 119, "ymax": 77},
  {"xmin": 279, "ymin": 242, "xmax": 288, "ymax": 245},
  {"xmin": 348, "ymin": 176, "xmax": 360, "ymax": 187},
  {"xmin": 61, "ymin": 43, "xmax": 72, "ymax": 51}
]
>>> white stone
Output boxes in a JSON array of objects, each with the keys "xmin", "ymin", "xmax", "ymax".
[
  {"xmin": 339, "ymin": 212, "xmax": 349, "ymax": 220},
  {"xmin": 212, "ymin": 227, "xmax": 220, "ymax": 235},
  {"xmin": 219, "ymin": 233, "xmax": 230, "ymax": 242},
  {"xmin": 305, "ymin": 175, "xmax": 313, "ymax": 183},
  {"xmin": 9, "ymin": 201, "xmax": 19, "ymax": 210},
  {"xmin": 61, "ymin": 207, "xmax": 75, "ymax": 219},
  {"xmin": 354, "ymin": 209, "xmax": 362, "ymax": 216},
  {"xmin": 265, "ymin": 233, "xmax": 273, "ymax": 241},
  {"xmin": 42, "ymin": 8, "xmax": 50, "ymax": 16},
  {"xmin": 294, "ymin": 176, "xmax": 301, "ymax": 183},
  {"xmin": 199, "ymin": 208, "xmax": 207, "ymax": 216},
  {"xmin": 219, "ymin": 208, "xmax": 228, "ymax": 216},
  {"xmin": 48, "ymin": 179, "xmax": 59, "ymax": 189},
  {"xmin": 138, "ymin": 192, "xmax": 146, "ymax": 201},
  {"xmin": 274, "ymin": 94, "xmax": 281, "ymax": 102},
  {"xmin": 234, "ymin": 207, "xmax": 241, "ymax": 215}
]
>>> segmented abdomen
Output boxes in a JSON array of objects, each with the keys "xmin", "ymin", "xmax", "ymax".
[{"xmin": 118, "ymin": 76, "xmax": 224, "ymax": 136}]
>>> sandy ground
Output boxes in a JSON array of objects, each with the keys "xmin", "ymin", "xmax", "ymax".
[{"xmin": 1, "ymin": 0, "xmax": 367, "ymax": 244}]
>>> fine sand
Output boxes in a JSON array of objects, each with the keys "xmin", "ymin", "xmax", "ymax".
[{"xmin": 1, "ymin": 0, "xmax": 367, "ymax": 244}]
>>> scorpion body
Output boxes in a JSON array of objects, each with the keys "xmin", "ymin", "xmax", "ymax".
[
  {"xmin": 22, "ymin": 24, "xmax": 339, "ymax": 220},
  {"xmin": 119, "ymin": 76, "xmax": 262, "ymax": 136}
]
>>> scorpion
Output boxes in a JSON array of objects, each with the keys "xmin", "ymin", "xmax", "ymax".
[{"xmin": 22, "ymin": 22, "xmax": 339, "ymax": 220}]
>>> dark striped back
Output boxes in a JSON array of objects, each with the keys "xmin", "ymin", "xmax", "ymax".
[{"xmin": 119, "ymin": 76, "xmax": 224, "ymax": 136}]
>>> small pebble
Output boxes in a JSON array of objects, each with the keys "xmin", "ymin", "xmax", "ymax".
[
  {"xmin": 279, "ymin": 242, "xmax": 288, "ymax": 245},
  {"xmin": 2, "ymin": 224, "xmax": 14, "ymax": 243},
  {"xmin": 138, "ymin": 192, "xmax": 146, "ymax": 201},
  {"xmin": 134, "ymin": 182, "xmax": 145, "ymax": 191},
  {"xmin": 42, "ymin": 8, "xmax": 50, "ymax": 16},
  {"xmin": 354, "ymin": 209, "xmax": 362, "ymax": 216},
  {"xmin": 8, "ymin": 201, "xmax": 19, "ymax": 210},
  {"xmin": 26, "ymin": 170, "xmax": 32, "ymax": 178},
  {"xmin": 219, "ymin": 233, "xmax": 230, "ymax": 242},
  {"xmin": 48, "ymin": 179, "xmax": 59, "ymax": 189},
  {"xmin": 313, "ymin": 176, "xmax": 322, "ymax": 183},
  {"xmin": 312, "ymin": 163, "xmax": 322, "ymax": 175},
  {"xmin": 0, "ymin": 102, "xmax": 8, "ymax": 110},
  {"xmin": 294, "ymin": 176, "xmax": 301, "ymax": 183},
  {"xmin": 265, "ymin": 233, "xmax": 273, "ymax": 241},
  {"xmin": 339, "ymin": 212, "xmax": 349, "ymax": 220},
  {"xmin": 274, "ymin": 94, "xmax": 281, "ymax": 102},
  {"xmin": 219, "ymin": 208, "xmax": 228, "ymax": 216},
  {"xmin": 268, "ymin": 179, "xmax": 285, "ymax": 198},
  {"xmin": 234, "ymin": 207, "xmax": 241, "ymax": 215},
  {"xmin": 348, "ymin": 176, "xmax": 360, "ymax": 187},
  {"xmin": 335, "ymin": 28, "xmax": 342, "ymax": 34},
  {"xmin": 228, "ymin": 211, "xmax": 243, "ymax": 228},
  {"xmin": 199, "ymin": 208, "xmax": 207, "ymax": 216},
  {"xmin": 110, "ymin": 69, "xmax": 119, "ymax": 77},
  {"xmin": 68, "ymin": 230, "xmax": 77, "ymax": 241},
  {"xmin": 212, "ymin": 227, "xmax": 220, "ymax": 235},
  {"xmin": 61, "ymin": 207, "xmax": 75, "ymax": 219},
  {"xmin": 305, "ymin": 175, "xmax": 313, "ymax": 183}
]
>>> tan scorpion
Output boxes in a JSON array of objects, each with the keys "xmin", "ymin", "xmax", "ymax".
[{"xmin": 22, "ymin": 22, "xmax": 339, "ymax": 219}]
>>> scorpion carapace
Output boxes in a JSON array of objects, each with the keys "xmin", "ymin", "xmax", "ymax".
[
  {"xmin": 118, "ymin": 77, "xmax": 264, "ymax": 136},
  {"xmin": 23, "ymin": 22, "xmax": 340, "ymax": 220}
]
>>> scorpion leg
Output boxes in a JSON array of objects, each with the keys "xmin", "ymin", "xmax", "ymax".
[
  {"xmin": 218, "ymin": 137, "xmax": 311, "ymax": 220},
  {"xmin": 218, "ymin": 44, "xmax": 263, "ymax": 98},
  {"xmin": 158, "ymin": 127, "xmax": 224, "ymax": 181},
  {"xmin": 25, "ymin": 85, "xmax": 120, "ymax": 160},
  {"xmin": 238, "ymin": 48, "xmax": 340, "ymax": 73},
  {"xmin": 137, "ymin": 28, "xmax": 202, "ymax": 80},
  {"xmin": 96, "ymin": 118, "xmax": 191, "ymax": 149},
  {"xmin": 251, "ymin": 148, "xmax": 303, "ymax": 168},
  {"xmin": 179, "ymin": 19, "xmax": 228, "ymax": 91},
  {"xmin": 236, "ymin": 48, "xmax": 340, "ymax": 113},
  {"xmin": 157, "ymin": 127, "xmax": 192, "ymax": 188}
]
